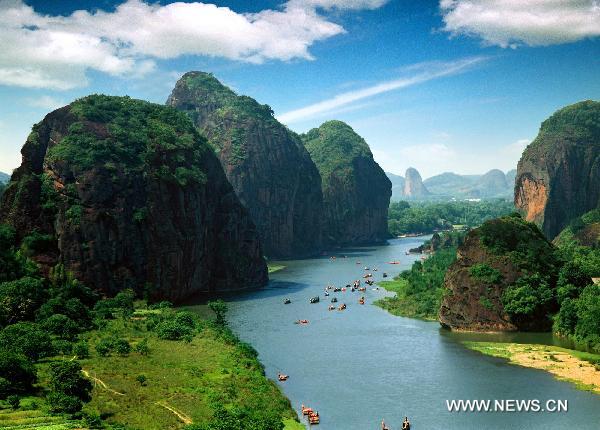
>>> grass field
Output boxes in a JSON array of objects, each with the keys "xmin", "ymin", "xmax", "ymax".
[
  {"xmin": 374, "ymin": 278, "xmax": 438, "ymax": 321},
  {"xmin": 0, "ymin": 305, "xmax": 302, "ymax": 429}
]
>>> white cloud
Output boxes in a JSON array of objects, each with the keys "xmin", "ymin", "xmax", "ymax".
[
  {"xmin": 25, "ymin": 95, "xmax": 65, "ymax": 110},
  {"xmin": 0, "ymin": 0, "xmax": 384, "ymax": 90},
  {"xmin": 277, "ymin": 56, "xmax": 487, "ymax": 123},
  {"xmin": 501, "ymin": 138, "xmax": 531, "ymax": 159},
  {"xmin": 440, "ymin": 0, "xmax": 600, "ymax": 47}
]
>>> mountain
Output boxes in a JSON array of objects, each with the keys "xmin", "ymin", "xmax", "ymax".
[
  {"xmin": 423, "ymin": 172, "xmax": 474, "ymax": 196},
  {"xmin": 301, "ymin": 120, "xmax": 391, "ymax": 245},
  {"xmin": 167, "ymin": 71, "xmax": 323, "ymax": 259},
  {"xmin": 0, "ymin": 95, "xmax": 267, "ymax": 302},
  {"xmin": 386, "ymin": 172, "xmax": 405, "ymax": 201},
  {"xmin": 515, "ymin": 100, "xmax": 600, "ymax": 239},
  {"xmin": 403, "ymin": 167, "xmax": 430, "ymax": 198},
  {"xmin": 468, "ymin": 169, "xmax": 509, "ymax": 198},
  {"xmin": 505, "ymin": 169, "xmax": 516, "ymax": 188},
  {"xmin": 0, "ymin": 172, "xmax": 9, "ymax": 184},
  {"xmin": 439, "ymin": 214, "xmax": 560, "ymax": 331}
]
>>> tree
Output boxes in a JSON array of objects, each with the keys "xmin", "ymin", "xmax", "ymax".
[
  {"xmin": 502, "ymin": 275, "xmax": 555, "ymax": 323},
  {"xmin": 7, "ymin": 394, "xmax": 20, "ymax": 409},
  {"xmin": 208, "ymin": 300, "xmax": 228, "ymax": 326},
  {"xmin": 135, "ymin": 338, "xmax": 150, "ymax": 356},
  {"xmin": 0, "ymin": 277, "xmax": 46, "ymax": 327},
  {"xmin": 47, "ymin": 361, "xmax": 92, "ymax": 414},
  {"xmin": 40, "ymin": 314, "xmax": 80, "ymax": 340},
  {"xmin": 113, "ymin": 339, "xmax": 131, "ymax": 355},
  {"xmin": 0, "ymin": 322, "xmax": 53, "ymax": 361},
  {"xmin": 95, "ymin": 338, "xmax": 113, "ymax": 357},
  {"xmin": 0, "ymin": 349, "xmax": 36, "ymax": 399},
  {"xmin": 574, "ymin": 283, "xmax": 600, "ymax": 351},
  {"xmin": 556, "ymin": 261, "xmax": 592, "ymax": 304}
]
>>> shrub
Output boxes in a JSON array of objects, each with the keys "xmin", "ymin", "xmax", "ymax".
[
  {"xmin": 208, "ymin": 300, "xmax": 228, "ymax": 326},
  {"xmin": 469, "ymin": 264, "xmax": 503, "ymax": 285},
  {"xmin": 502, "ymin": 274, "xmax": 555, "ymax": 320},
  {"xmin": 113, "ymin": 339, "xmax": 131, "ymax": 355},
  {"xmin": 73, "ymin": 341, "xmax": 90, "ymax": 359},
  {"xmin": 135, "ymin": 338, "xmax": 150, "ymax": 356},
  {"xmin": 155, "ymin": 320, "xmax": 194, "ymax": 341},
  {"xmin": 7, "ymin": 394, "xmax": 20, "ymax": 409},
  {"xmin": 136, "ymin": 374, "xmax": 147, "ymax": 386},
  {"xmin": 95, "ymin": 338, "xmax": 113, "ymax": 356},
  {"xmin": 41, "ymin": 314, "xmax": 80, "ymax": 340}
]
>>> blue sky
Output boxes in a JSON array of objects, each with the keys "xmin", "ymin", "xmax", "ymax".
[{"xmin": 0, "ymin": 0, "xmax": 598, "ymax": 178}]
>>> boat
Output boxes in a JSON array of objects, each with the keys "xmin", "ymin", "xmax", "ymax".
[
  {"xmin": 328, "ymin": 305, "xmax": 335, "ymax": 311},
  {"xmin": 333, "ymin": 287, "xmax": 342, "ymax": 292},
  {"xmin": 278, "ymin": 373, "xmax": 289, "ymax": 381},
  {"xmin": 310, "ymin": 296, "xmax": 320, "ymax": 303},
  {"xmin": 324, "ymin": 292, "xmax": 330, "ymax": 296},
  {"xmin": 388, "ymin": 261, "xmax": 401, "ymax": 264},
  {"xmin": 331, "ymin": 297, "xmax": 338, "ymax": 303},
  {"xmin": 295, "ymin": 319, "xmax": 309, "ymax": 325},
  {"xmin": 359, "ymin": 297, "xmax": 365, "ymax": 305},
  {"xmin": 358, "ymin": 287, "xmax": 366, "ymax": 292},
  {"xmin": 284, "ymin": 298, "xmax": 291, "ymax": 304},
  {"xmin": 338, "ymin": 303, "xmax": 347, "ymax": 311},
  {"xmin": 382, "ymin": 272, "xmax": 388, "ymax": 278},
  {"xmin": 309, "ymin": 412, "xmax": 320, "ymax": 425},
  {"xmin": 302, "ymin": 405, "xmax": 313, "ymax": 415}
]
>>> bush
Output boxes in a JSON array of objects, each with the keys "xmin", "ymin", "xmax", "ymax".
[
  {"xmin": 0, "ymin": 349, "xmax": 37, "ymax": 398},
  {"xmin": 47, "ymin": 361, "xmax": 92, "ymax": 414},
  {"xmin": 574, "ymin": 283, "xmax": 600, "ymax": 350},
  {"xmin": 7, "ymin": 394, "xmax": 20, "ymax": 409},
  {"xmin": 135, "ymin": 338, "xmax": 150, "ymax": 356},
  {"xmin": 502, "ymin": 274, "xmax": 555, "ymax": 322},
  {"xmin": 0, "ymin": 322, "xmax": 53, "ymax": 360},
  {"xmin": 136, "ymin": 374, "xmax": 147, "ymax": 386},
  {"xmin": 73, "ymin": 341, "xmax": 90, "ymax": 359},
  {"xmin": 469, "ymin": 264, "xmax": 503, "ymax": 285},
  {"xmin": 208, "ymin": 300, "xmax": 228, "ymax": 326},
  {"xmin": 95, "ymin": 338, "xmax": 113, "ymax": 356},
  {"xmin": 155, "ymin": 320, "xmax": 194, "ymax": 341},
  {"xmin": 113, "ymin": 339, "xmax": 131, "ymax": 355}
]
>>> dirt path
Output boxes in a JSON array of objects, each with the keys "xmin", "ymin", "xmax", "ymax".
[
  {"xmin": 81, "ymin": 369, "xmax": 125, "ymax": 396},
  {"xmin": 155, "ymin": 401, "xmax": 193, "ymax": 424}
]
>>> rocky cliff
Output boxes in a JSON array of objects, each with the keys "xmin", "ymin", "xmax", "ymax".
[
  {"xmin": 439, "ymin": 214, "xmax": 559, "ymax": 331},
  {"xmin": 403, "ymin": 167, "xmax": 430, "ymax": 198},
  {"xmin": 386, "ymin": 172, "xmax": 405, "ymax": 201},
  {"xmin": 301, "ymin": 120, "xmax": 391, "ymax": 245},
  {"xmin": 167, "ymin": 71, "xmax": 323, "ymax": 258},
  {"xmin": 515, "ymin": 100, "xmax": 600, "ymax": 239},
  {"xmin": 0, "ymin": 95, "xmax": 267, "ymax": 302}
]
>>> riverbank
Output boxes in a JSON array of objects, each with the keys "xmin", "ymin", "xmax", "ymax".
[
  {"xmin": 374, "ymin": 277, "xmax": 437, "ymax": 321},
  {"xmin": 268, "ymin": 264, "xmax": 286, "ymax": 274},
  {"xmin": 464, "ymin": 342, "xmax": 600, "ymax": 394}
]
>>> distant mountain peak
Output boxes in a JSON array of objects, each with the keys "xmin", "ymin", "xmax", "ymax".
[{"xmin": 403, "ymin": 167, "xmax": 430, "ymax": 197}]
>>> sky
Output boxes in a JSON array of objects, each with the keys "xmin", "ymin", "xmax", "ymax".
[{"xmin": 0, "ymin": 0, "xmax": 599, "ymax": 178}]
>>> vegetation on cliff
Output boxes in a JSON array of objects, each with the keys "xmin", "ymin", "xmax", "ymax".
[
  {"xmin": 388, "ymin": 199, "xmax": 514, "ymax": 236},
  {"xmin": 376, "ymin": 232, "xmax": 463, "ymax": 320},
  {"xmin": 0, "ymin": 94, "xmax": 267, "ymax": 301},
  {"xmin": 301, "ymin": 120, "xmax": 391, "ymax": 245}
]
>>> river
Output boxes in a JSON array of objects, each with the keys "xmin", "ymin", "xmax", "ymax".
[{"xmin": 225, "ymin": 237, "xmax": 600, "ymax": 429}]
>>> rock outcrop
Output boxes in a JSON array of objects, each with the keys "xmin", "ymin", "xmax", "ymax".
[
  {"xmin": 439, "ymin": 215, "xmax": 559, "ymax": 331},
  {"xmin": 0, "ymin": 95, "xmax": 267, "ymax": 302},
  {"xmin": 167, "ymin": 72, "xmax": 323, "ymax": 258},
  {"xmin": 553, "ymin": 209, "xmax": 600, "ymax": 248},
  {"xmin": 515, "ymin": 100, "xmax": 600, "ymax": 239},
  {"xmin": 301, "ymin": 120, "xmax": 391, "ymax": 245},
  {"xmin": 403, "ymin": 167, "xmax": 429, "ymax": 198}
]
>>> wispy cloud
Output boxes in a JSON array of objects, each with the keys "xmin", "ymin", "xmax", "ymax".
[
  {"xmin": 25, "ymin": 95, "xmax": 65, "ymax": 110},
  {"xmin": 277, "ymin": 56, "xmax": 487, "ymax": 124}
]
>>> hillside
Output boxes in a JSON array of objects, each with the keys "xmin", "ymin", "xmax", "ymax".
[
  {"xmin": 167, "ymin": 71, "xmax": 323, "ymax": 258},
  {"xmin": 515, "ymin": 100, "xmax": 600, "ymax": 239},
  {"xmin": 0, "ymin": 95, "xmax": 267, "ymax": 302},
  {"xmin": 301, "ymin": 120, "xmax": 391, "ymax": 245},
  {"xmin": 0, "ymin": 172, "xmax": 9, "ymax": 184}
]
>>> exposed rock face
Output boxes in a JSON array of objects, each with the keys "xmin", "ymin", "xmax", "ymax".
[
  {"xmin": 439, "ymin": 215, "xmax": 558, "ymax": 331},
  {"xmin": 167, "ymin": 71, "xmax": 323, "ymax": 258},
  {"xmin": 0, "ymin": 95, "xmax": 267, "ymax": 302},
  {"xmin": 403, "ymin": 167, "xmax": 429, "ymax": 198},
  {"xmin": 301, "ymin": 121, "xmax": 391, "ymax": 245},
  {"xmin": 386, "ymin": 172, "xmax": 405, "ymax": 201},
  {"xmin": 515, "ymin": 100, "xmax": 600, "ymax": 239}
]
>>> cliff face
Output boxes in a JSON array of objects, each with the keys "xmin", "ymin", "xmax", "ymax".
[
  {"xmin": 0, "ymin": 95, "xmax": 267, "ymax": 302},
  {"xmin": 439, "ymin": 215, "xmax": 559, "ymax": 331},
  {"xmin": 403, "ymin": 167, "xmax": 430, "ymax": 198},
  {"xmin": 302, "ymin": 121, "xmax": 391, "ymax": 245},
  {"xmin": 515, "ymin": 100, "xmax": 600, "ymax": 239},
  {"xmin": 167, "ymin": 72, "xmax": 323, "ymax": 258}
]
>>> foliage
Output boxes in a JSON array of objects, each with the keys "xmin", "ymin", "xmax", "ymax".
[
  {"xmin": 0, "ymin": 322, "xmax": 53, "ymax": 361},
  {"xmin": 534, "ymin": 100, "xmax": 600, "ymax": 147},
  {"xmin": 501, "ymin": 274, "xmax": 554, "ymax": 322},
  {"xmin": 573, "ymin": 283, "xmax": 600, "ymax": 352},
  {"xmin": 388, "ymin": 199, "xmax": 514, "ymax": 235},
  {"xmin": 41, "ymin": 314, "xmax": 81, "ymax": 341},
  {"xmin": 113, "ymin": 339, "xmax": 131, "ymax": 355},
  {"xmin": 469, "ymin": 264, "xmax": 503, "ymax": 285},
  {"xmin": 186, "ymin": 407, "xmax": 284, "ymax": 430},
  {"xmin": 0, "ymin": 276, "xmax": 46, "ymax": 327},
  {"xmin": 376, "ymin": 245, "xmax": 458, "ymax": 320},
  {"xmin": 47, "ymin": 361, "xmax": 92, "ymax": 414},
  {"xmin": 45, "ymin": 95, "xmax": 209, "ymax": 188},
  {"xmin": 208, "ymin": 300, "xmax": 228, "ymax": 326},
  {"xmin": 0, "ymin": 349, "xmax": 36, "ymax": 398}
]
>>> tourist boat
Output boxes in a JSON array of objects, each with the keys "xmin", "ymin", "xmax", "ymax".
[
  {"xmin": 284, "ymin": 298, "xmax": 291, "ymax": 304},
  {"xmin": 382, "ymin": 272, "xmax": 388, "ymax": 278},
  {"xmin": 328, "ymin": 305, "xmax": 335, "ymax": 311},
  {"xmin": 278, "ymin": 373, "xmax": 289, "ymax": 381},
  {"xmin": 388, "ymin": 261, "xmax": 401, "ymax": 264},
  {"xmin": 358, "ymin": 297, "xmax": 365, "ymax": 305},
  {"xmin": 310, "ymin": 296, "xmax": 320, "ymax": 303},
  {"xmin": 338, "ymin": 303, "xmax": 347, "ymax": 311},
  {"xmin": 295, "ymin": 319, "xmax": 309, "ymax": 325},
  {"xmin": 302, "ymin": 405, "xmax": 313, "ymax": 415},
  {"xmin": 309, "ymin": 413, "xmax": 320, "ymax": 425},
  {"xmin": 331, "ymin": 297, "xmax": 338, "ymax": 303}
]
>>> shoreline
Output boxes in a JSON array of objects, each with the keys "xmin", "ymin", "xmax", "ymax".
[{"xmin": 464, "ymin": 342, "xmax": 600, "ymax": 394}]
